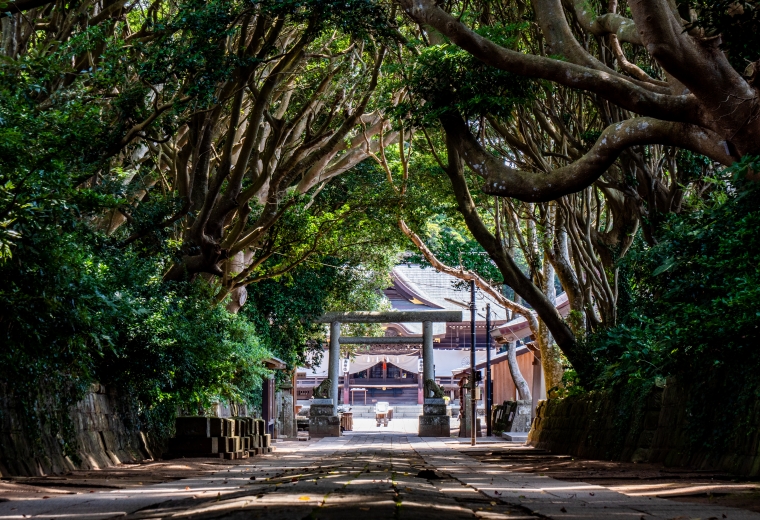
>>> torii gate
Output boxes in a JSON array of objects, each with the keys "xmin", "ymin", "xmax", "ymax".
[{"xmin": 312, "ymin": 310, "xmax": 463, "ymax": 437}]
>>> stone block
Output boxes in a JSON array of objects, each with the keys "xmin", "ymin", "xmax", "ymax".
[
  {"xmin": 230, "ymin": 417, "xmax": 248, "ymax": 437},
  {"xmin": 167, "ymin": 437, "xmax": 219, "ymax": 455},
  {"xmin": 638, "ymin": 429, "xmax": 655, "ymax": 448},
  {"xmin": 175, "ymin": 417, "xmax": 210, "ymax": 438},
  {"xmin": 255, "ymin": 418, "xmax": 265, "ymax": 435},
  {"xmin": 423, "ymin": 404, "xmax": 447, "ymax": 416},
  {"xmin": 209, "ymin": 417, "xmax": 225, "ymax": 437},
  {"xmin": 243, "ymin": 417, "xmax": 254, "ymax": 436},
  {"xmin": 460, "ymin": 417, "xmax": 482, "ymax": 438},
  {"xmin": 309, "ymin": 416, "xmax": 340, "ymax": 437},
  {"xmin": 221, "ymin": 450, "xmax": 244, "ymax": 460},
  {"xmin": 310, "ymin": 404, "xmax": 335, "ymax": 417},
  {"xmin": 418, "ymin": 415, "xmax": 450, "ymax": 437},
  {"xmin": 644, "ymin": 411, "xmax": 660, "ymax": 430},
  {"xmin": 218, "ymin": 436, "xmax": 243, "ymax": 453}
]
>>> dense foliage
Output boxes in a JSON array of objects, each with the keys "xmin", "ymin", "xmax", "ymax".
[
  {"xmin": 396, "ymin": 34, "xmax": 536, "ymax": 124},
  {"xmin": 0, "ymin": 0, "xmax": 403, "ymax": 450},
  {"xmin": 688, "ymin": 0, "xmax": 760, "ymax": 70},
  {"xmin": 575, "ymin": 157, "xmax": 760, "ymax": 448},
  {"xmin": 588, "ymin": 157, "xmax": 760, "ymax": 385}
]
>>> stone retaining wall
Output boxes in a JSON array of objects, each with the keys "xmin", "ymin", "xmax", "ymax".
[
  {"xmin": 528, "ymin": 379, "xmax": 760, "ymax": 476},
  {"xmin": 0, "ymin": 385, "xmax": 151, "ymax": 476}
]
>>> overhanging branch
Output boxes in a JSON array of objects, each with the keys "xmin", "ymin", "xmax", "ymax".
[{"xmin": 443, "ymin": 113, "xmax": 734, "ymax": 202}]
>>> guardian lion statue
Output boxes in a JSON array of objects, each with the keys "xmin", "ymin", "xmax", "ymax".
[
  {"xmin": 312, "ymin": 379, "xmax": 332, "ymax": 399},
  {"xmin": 424, "ymin": 379, "xmax": 445, "ymax": 398}
]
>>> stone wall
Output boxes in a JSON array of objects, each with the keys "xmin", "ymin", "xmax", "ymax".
[
  {"xmin": 528, "ymin": 379, "xmax": 760, "ymax": 476},
  {"xmin": 0, "ymin": 385, "xmax": 151, "ymax": 477}
]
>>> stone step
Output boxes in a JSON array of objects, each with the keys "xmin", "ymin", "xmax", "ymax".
[{"xmin": 502, "ymin": 432, "xmax": 528, "ymax": 442}]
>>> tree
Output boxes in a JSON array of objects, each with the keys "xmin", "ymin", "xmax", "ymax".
[
  {"xmin": 0, "ymin": 0, "xmax": 408, "ymax": 452},
  {"xmin": 383, "ymin": 0, "xmax": 755, "ymax": 384}
]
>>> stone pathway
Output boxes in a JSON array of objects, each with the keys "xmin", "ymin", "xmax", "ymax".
[
  {"xmin": 412, "ymin": 437, "xmax": 760, "ymax": 519},
  {"xmin": 1, "ymin": 433, "xmax": 758, "ymax": 519}
]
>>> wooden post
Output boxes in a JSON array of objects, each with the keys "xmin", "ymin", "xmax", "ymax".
[
  {"xmin": 470, "ymin": 280, "xmax": 477, "ymax": 446},
  {"xmin": 485, "ymin": 304, "xmax": 492, "ymax": 436},
  {"xmin": 531, "ymin": 351, "xmax": 542, "ymax": 420},
  {"xmin": 343, "ymin": 359, "xmax": 350, "ymax": 405}
]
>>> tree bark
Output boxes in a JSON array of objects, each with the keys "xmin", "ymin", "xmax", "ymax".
[{"xmin": 507, "ymin": 341, "xmax": 531, "ymax": 401}]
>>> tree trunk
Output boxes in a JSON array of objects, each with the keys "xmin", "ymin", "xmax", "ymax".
[{"xmin": 507, "ymin": 341, "xmax": 531, "ymax": 401}]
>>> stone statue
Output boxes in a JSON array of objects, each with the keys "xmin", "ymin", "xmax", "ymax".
[
  {"xmin": 313, "ymin": 379, "xmax": 332, "ymax": 399},
  {"xmin": 425, "ymin": 379, "xmax": 445, "ymax": 398}
]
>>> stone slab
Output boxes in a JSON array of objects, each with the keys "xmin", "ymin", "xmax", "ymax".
[
  {"xmin": 174, "ymin": 417, "xmax": 210, "ymax": 438},
  {"xmin": 310, "ymin": 403, "xmax": 335, "ymax": 417},
  {"xmin": 419, "ymin": 415, "xmax": 451, "ymax": 437},
  {"xmin": 309, "ymin": 415, "xmax": 341, "ymax": 437},
  {"xmin": 166, "ymin": 436, "xmax": 219, "ymax": 455},
  {"xmin": 423, "ymin": 404, "xmax": 447, "ymax": 416}
]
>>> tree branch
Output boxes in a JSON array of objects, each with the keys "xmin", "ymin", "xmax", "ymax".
[
  {"xmin": 442, "ymin": 112, "xmax": 733, "ymax": 202},
  {"xmin": 397, "ymin": 0, "xmax": 703, "ymax": 124}
]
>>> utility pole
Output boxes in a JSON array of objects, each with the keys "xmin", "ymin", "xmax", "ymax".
[
  {"xmin": 470, "ymin": 280, "xmax": 476, "ymax": 446},
  {"xmin": 485, "ymin": 303, "xmax": 492, "ymax": 437}
]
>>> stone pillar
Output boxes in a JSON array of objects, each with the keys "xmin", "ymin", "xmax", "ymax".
[
  {"xmin": 419, "ymin": 321, "xmax": 450, "ymax": 437},
  {"xmin": 311, "ymin": 321, "xmax": 341, "ymax": 437},
  {"xmin": 459, "ymin": 390, "xmax": 482, "ymax": 438},
  {"xmin": 328, "ymin": 321, "xmax": 341, "ymax": 413},
  {"xmin": 422, "ymin": 321, "xmax": 434, "ymax": 391}
]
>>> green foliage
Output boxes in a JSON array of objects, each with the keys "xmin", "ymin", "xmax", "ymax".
[
  {"xmin": 244, "ymin": 258, "xmax": 390, "ymax": 367},
  {"xmin": 0, "ymin": 220, "xmax": 271, "ymax": 440},
  {"xmin": 589, "ymin": 175, "xmax": 760, "ymax": 383},
  {"xmin": 260, "ymin": 0, "xmax": 397, "ymax": 41},
  {"xmin": 583, "ymin": 158, "xmax": 760, "ymax": 450},
  {"xmin": 240, "ymin": 162, "xmax": 402, "ymax": 366},
  {"xmin": 687, "ymin": 0, "xmax": 760, "ymax": 71},
  {"xmin": 0, "ymin": 0, "xmax": 403, "ymax": 453},
  {"xmin": 392, "ymin": 36, "xmax": 536, "ymax": 125}
]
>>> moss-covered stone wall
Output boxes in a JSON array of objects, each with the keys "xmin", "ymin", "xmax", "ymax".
[
  {"xmin": 0, "ymin": 385, "xmax": 152, "ymax": 476},
  {"xmin": 528, "ymin": 379, "xmax": 760, "ymax": 476}
]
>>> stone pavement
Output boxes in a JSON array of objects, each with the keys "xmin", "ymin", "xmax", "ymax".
[{"xmin": 1, "ymin": 432, "xmax": 758, "ymax": 519}]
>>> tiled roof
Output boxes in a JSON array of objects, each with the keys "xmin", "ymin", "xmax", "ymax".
[{"xmin": 384, "ymin": 264, "xmax": 510, "ymax": 321}]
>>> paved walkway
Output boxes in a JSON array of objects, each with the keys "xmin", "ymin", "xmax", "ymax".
[{"xmin": 1, "ymin": 433, "xmax": 758, "ymax": 519}]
